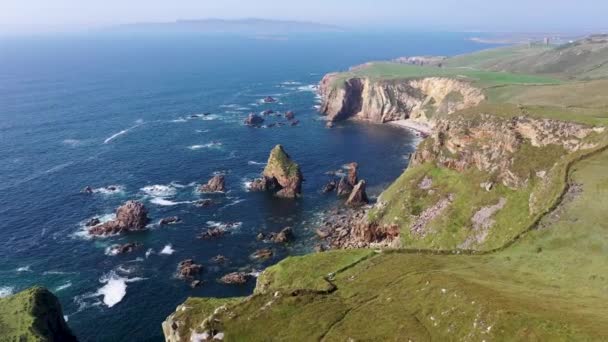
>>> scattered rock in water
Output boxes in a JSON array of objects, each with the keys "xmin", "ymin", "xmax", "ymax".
[
  {"xmin": 108, "ymin": 242, "xmax": 142, "ymax": 255},
  {"xmin": 271, "ymin": 227, "xmax": 293, "ymax": 244},
  {"xmin": 85, "ymin": 218, "xmax": 101, "ymax": 227},
  {"xmin": 177, "ymin": 259, "xmax": 203, "ymax": 280},
  {"xmin": 198, "ymin": 227, "xmax": 228, "ymax": 240},
  {"xmin": 290, "ymin": 120, "xmax": 300, "ymax": 126},
  {"xmin": 159, "ymin": 216, "xmax": 181, "ymax": 225},
  {"xmin": 263, "ymin": 96, "xmax": 277, "ymax": 103},
  {"xmin": 244, "ymin": 113, "xmax": 265, "ymax": 126},
  {"xmin": 251, "ymin": 248, "xmax": 273, "ymax": 260},
  {"xmin": 326, "ymin": 121, "xmax": 334, "ymax": 128},
  {"xmin": 88, "ymin": 201, "xmax": 149, "ymax": 236},
  {"xmin": 322, "ymin": 179, "xmax": 338, "ymax": 193},
  {"xmin": 199, "ymin": 175, "xmax": 226, "ymax": 193},
  {"xmin": 346, "ymin": 180, "xmax": 369, "ymax": 207},
  {"xmin": 190, "ymin": 280, "xmax": 203, "ymax": 288},
  {"xmin": 211, "ymin": 255, "xmax": 228, "ymax": 264},
  {"xmin": 219, "ymin": 272, "xmax": 250, "ymax": 285},
  {"xmin": 81, "ymin": 186, "xmax": 94, "ymax": 194},
  {"xmin": 256, "ymin": 232, "xmax": 265, "ymax": 241},
  {"xmin": 195, "ymin": 199, "xmax": 214, "ymax": 208},
  {"xmin": 285, "ymin": 111, "xmax": 295, "ymax": 120},
  {"xmin": 262, "ymin": 110, "xmax": 274, "ymax": 115}
]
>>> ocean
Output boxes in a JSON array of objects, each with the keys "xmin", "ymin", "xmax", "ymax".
[{"xmin": 0, "ymin": 32, "xmax": 494, "ymax": 341}]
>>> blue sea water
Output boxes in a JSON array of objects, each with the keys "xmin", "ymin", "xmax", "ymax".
[{"xmin": 0, "ymin": 32, "xmax": 495, "ymax": 341}]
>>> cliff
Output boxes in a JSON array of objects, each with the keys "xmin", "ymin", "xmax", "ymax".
[
  {"xmin": 319, "ymin": 73, "xmax": 484, "ymax": 124},
  {"xmin": 0, "ymin": 287, "xmax": 77, "ymax": 341}
]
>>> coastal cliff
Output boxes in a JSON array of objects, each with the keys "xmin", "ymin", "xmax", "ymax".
[
  {"xmin": 0, "ymin": 287, "xmax": 77, "ymax": 341},
  {"xmin": 319, "ymin": 73, "xmax": 484, "ymax": 124}
]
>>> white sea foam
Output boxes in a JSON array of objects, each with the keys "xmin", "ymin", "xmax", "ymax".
[
  {"xmin": 104, "ymin": 122, "xmax": 143, "ymax": 144},
  {"xmin": 188, "ymin": 142, "xmax": 222, "ymax": 150},
  {"xmin": 200, "ymin": 114, "xmax": 220, "ymax": 121},
  {"xmin": 62, "ymin": 139, "xmax": 82, "ymax": 147},
  {"xmin": 93, "ymin": 185, "xmax": 125, "ymax": 195},
  {"xmin": 150, "ymin": 197, "xmax": 193, "ymax": 206},
  {"xmin": 195, "ymin": 129, "xmax": 210, "ymax": 133},
  {"xmin": 43, "ymin": 270, "xmax": 73, "ymax": 275},
  {"xmin": 206, "ymin": 221, "xmax": 242, "ymax": 231},
  {"xmin": 145, "ymin": 248, "xmax": 153, "ymax": 258},
  {"xmin": 160, "ymin": 244, "xmax": 175, "ymax": 255},
  {"xmin": 247, "ymin": 161, "xmax": 266, "ymax": 166},
  {"xmin": 242, "ymin": 180, "xmax": 253, "ymax": 191},
  {"xmin": 16, "ymin": 266, "xmax": 31, "ymax": 272},
  {"xmin": 96, "ymin": 271, "xmax": 145, "ymax": 308},
  {"xmin": 141, "ymin": 184, "xmax": 177, "ymax": 197},
  {"xmin": 281, "ymin": 81, "xmax": 302, "ymax": 85},
  {"xmin": 297, "ymin": 84, "xmax": 317, "ymax": 92},
  {"xmin": 171, "ymin": 118, "xmax": 187, "ymax": 123},
  {"xmin": 73, "ymin": 213, "xmax": 116, "ymax": 240},
  {"xmin": 55, "ymin": 282, "xmax": 72, "ymax": 292},
  {"xmin": 0, "ymin": 286, "xmax": 14, "ymax": 298}
]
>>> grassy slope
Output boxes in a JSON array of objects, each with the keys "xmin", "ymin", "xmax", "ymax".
[
  {"xmin": 0, "ymin": 287, "xmax": 76, "ymax": 341},
  {"xmin": 334, "ymin": 62, "xmax": 560, "ymax": 88},
  {"xmin": 169, "ymin": 148, "xmax": 608, "ymax": 340}
]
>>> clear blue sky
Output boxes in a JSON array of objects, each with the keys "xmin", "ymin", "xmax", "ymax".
[{"xmin": 1, "ymin": 0, "xmax": 606, "ymax": 34}]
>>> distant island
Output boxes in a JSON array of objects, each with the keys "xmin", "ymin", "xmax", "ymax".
[{"xmin": 110, "ymin": 18, "xmax": 344, "ymax": 35}]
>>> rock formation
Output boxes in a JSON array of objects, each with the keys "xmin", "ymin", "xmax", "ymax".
[
  {"xmin": 198, "ymin": 175, "xmax": 226, "ymax": 193},
  {"xmin": 250, "ymin": 145, "xmax": 303, "ymax": 198},
  {"xmin": 177, "ymin": 259, "xmax": 203, "ymax": 280},
  {"xmin": 89, "ymin": 201, "xmax": 149, "ymax": 236},
  {"xmin": 319, "ymin": 74, "xmax": 484, "ymax": 124},
  {"xmin": 346, "ymin": 180, "xmax": 369, "ymax": 206},
  {"xmin": 159, "ymin": 216, "xmax": 181, "ymax": 225},
  {"xmin": 0, "ymin": 287, "xmax": 78, "ymax": 341},
  {"xmin": 219, "ymin": 272, "xmax": 250, "ymax": 285},
  {"xmin": 244, "ymin": 113, "xmax": 264, "ymax": 126},
  {"xmin": 251, "ymin": 248, "xmax": 273, "ymax": 260},
  {"xmin": 336, "ymin": 162, "xmax": 359, "ymax": 196}
]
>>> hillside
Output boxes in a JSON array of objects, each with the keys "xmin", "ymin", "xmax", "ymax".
[
  {"xmin": 163, "ymin": 35, "xmax": 608, "ymax": 341},
  {"xmin": 0, "ymin": 287, "xmax": 77, "ymax": 341}
]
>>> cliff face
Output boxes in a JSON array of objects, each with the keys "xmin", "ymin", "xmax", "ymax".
[
  {"xmin": 319, "ymin": 74, "xmax": 485, "ymax": 124},
  {"xmin": 412, "ymin": 113, "xmax": 601, "ymax": 188},
  {"xmin": 0, "ymin": 287, "xmax": 78, "ymax": 341}
]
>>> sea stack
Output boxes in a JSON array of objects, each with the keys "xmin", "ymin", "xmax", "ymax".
[
  {"xmin": 89, "ymin": 201, "xmax": 149, "ymax": 236},
  {"xmin": 250, "ymin": 145, "xmax": 303, "ymax": 198},
  {"xmin": 199, "ymin": 175, "xmax": 226, "ymax": 193}
]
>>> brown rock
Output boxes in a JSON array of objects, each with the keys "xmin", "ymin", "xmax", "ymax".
[
  {"xmin": 244, "ymin": 113, "xmax": 264, "ymax": 126},
  {"xmin": 199, "ymin": 175, "xmax": 226, "ymax": 193},
  {"xmin": 271, "ymin": 227, "xmax": 293, "ymax": 243},
  {"xmin": 322, "ymin": 179, "xmax": 337, "ymax": 193},
  {"xmin": 159, "ymin": 216, "xmax": 181, "ymax": 225},
  {"xmin": 177, "ymin": 259, "xmax": 203, "ymax": 279},
  {"xmin": 346, "ymin": 180, "xmax": 369, "ymax": 207},
  {"xmin": 198, "ymin": 227, "xmax": 227, "ymax": 240},
  {"xmin": 336, "ymin": 177, "xmax": 353, "ymax": 197},
  {"xmin": 219, "ymin": 272, "xmax": 250, "ymax": 285},
  {"xmin": 285, "ymin": 111, "xmax": 296, "ymax": 120},
  {"xmin": 211, "ymin": 255, "xmax": 228, "ymax": 264},
  {"xmin": 88, "ymin": 201, "xmax": 149, "ymax": 236},
  {"xmin": 251, "ymin": 248, "xmax": 273, "ymax": 260}
]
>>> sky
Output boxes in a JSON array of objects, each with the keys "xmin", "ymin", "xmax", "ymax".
[{"xmin": 1, "ymin": 0, "xmax": 607, "ymax": 35}]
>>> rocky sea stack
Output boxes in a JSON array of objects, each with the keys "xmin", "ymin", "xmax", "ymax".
[
  {"xmin": 250, "ymin": 145, "xmax": 303, "ymax": 198},
  {"xmin": 89, "ymin": 201, "xmax": 149, "ymax": 236},
  {"xmin": 0, "ymin": 287, "xmax": 78, "ymax": 341}
]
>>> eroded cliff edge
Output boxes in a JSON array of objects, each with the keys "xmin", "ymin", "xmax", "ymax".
[{"xmin": 318, "ymin": 73, "xmax": 485, "ymax": 124}]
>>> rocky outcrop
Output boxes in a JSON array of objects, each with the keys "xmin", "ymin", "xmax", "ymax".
[
  {"xmin": 250, "ymin": 145, "xmax": 303, "ymax": 198},
  {"xmin": 412, "ymin": 114, "xmax": 599, "ymax": 188},
  {"xmin": 319, "ymin": 74, "xmax": 484, "ymax": 124},
  {"xmin": 0, "ymin": 287, "xmax": 78, "ymax": 341},
  {"xmin": 199, "ymin": 175, "xmax": 226, "ymax": 193},
  {"xmin": 177, "ymin": 259, "xmax": 203, "ymax": 280},
  {"xmin": 219, "ymin": 272, "xmax": 250, "ymax": 285},
  {"xmin": 89, "ymin": 201, "xmax": 149, "ymax": 236},
  {"xmin": 244, "ymin": 113, "xmax": 264, "ymax": 126},
  {"xmin": 346, "ymin": 180, "xmax": 369, "ymax": 206}
]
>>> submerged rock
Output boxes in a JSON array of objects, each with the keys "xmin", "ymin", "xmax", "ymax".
[
  {"xmin": 263, "ymin": 96, "xmax": 277, "ymax": 103},
  {"xmin": 81, "ymin": 186, "xmax": 94, "ymax": 194},
  {"xmin": 159, "ymin": 216, "xmax": 181, "ymax": 225},
  {"xmin": 198, "ymin": 227, "xmax": 228, "ymax": 240},
  {"xmin": 219, "ymin": 272, "xmax": 250, "ymax": 285},
  {"xmin": 195, "ymin": 199, "xmax": 214, "ymax": 208},
  {"xmin": 262, "ymin": 109, "xmax": 275, "ymax": 115},
  {"xmin": 85, "ymin": 217, "xmax": 101, "ymax": 227},
  {"xmin": 249, "ymin": 145, "xmax": 303, "ymax": 198},
  {"xmin": 251, "ymin": 248, "xmax": 273, "ymax": 260},
  {"xmin": 199, "ymin": 175, "xmax": 226, "ymax": 193},
  {"xmin": 211, "ymin": 255, "xmax": 228, "ymax": 264},
  {"xmin": 285, "ymin": 111, "xmax": 296, "ymax": 120},
  {"xmin": 89, "ymin": 201, "xmax": 149, "ymax": 236},
  {"xmin": 108, "ymin": 242, "xmax": 142, "ymax": 255},
  {"xmin": 177, "ymin": 259, "xmax": 203, "ymax": 280}
]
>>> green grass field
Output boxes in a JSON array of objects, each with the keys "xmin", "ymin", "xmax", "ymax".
[{"xmin": 334, "ymin": 62, "xmax": 561, "ymax": 88}]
